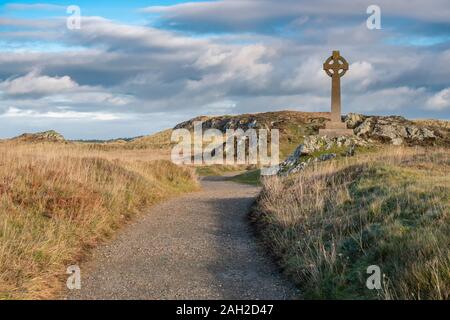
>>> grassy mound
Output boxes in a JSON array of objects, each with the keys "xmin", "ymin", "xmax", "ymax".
[
  {"xmin": 0, "ymin": 142, "xmax": 198, "ymax": 299},
  {"xmin": 126, "ymin": 129, "xmax": 174, "ymax": 149},
  {"xmin": 253, "ymin": 147, "xmax": 449, "ymax": 299},
  {"xmin": 11, "ymin": 130, "xmax": 66, "ymax": 143}
]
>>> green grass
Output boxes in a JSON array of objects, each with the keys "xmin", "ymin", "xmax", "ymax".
[
  {"xmin": 195, "ymin": 165, "xmax": 249, "ymax": 177},
  {"xmin": 308, "ymin": 143, "xmax": 378, "ymax": 158},
  {"xmin": 230, "ymin": 169, "xmax": 261, "ymax": 186},
  {"xmin": 254, "ymin": 148, "xmax": 450, "ymax": 299},
  {"xmin": 195, "ymin": 164, "xmax": 262, "ymax": 185},
  {"xmin": 278, "ymin": 122, "xmax": 326, "ymax": 159}
]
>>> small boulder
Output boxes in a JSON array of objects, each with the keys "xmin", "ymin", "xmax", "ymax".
[
  {"xmin": 317, "ymin": 153, "xmax": 337, "ymax": 161},
  {"xmin": 345, "ymin": 113, "xmax": 366, "ymax": 129}
]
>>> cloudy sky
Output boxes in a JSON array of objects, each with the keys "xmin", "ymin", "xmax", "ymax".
[{"xmin": 0, "ymin": 0, "xmax": 449, "ymax": 139}]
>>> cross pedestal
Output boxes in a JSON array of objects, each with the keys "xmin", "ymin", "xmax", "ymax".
[{"xmin": 319, "ymin": 50, "xmax": 354, "ymax": 137}]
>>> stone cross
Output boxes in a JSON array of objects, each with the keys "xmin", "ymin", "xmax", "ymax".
[
  {"xmin": 323, "ymin": 50, "xmax": 348, "ymax": 123},
  {"xmin": 319, "ymin": 50, "xmax": 353, "ymax": 136}
]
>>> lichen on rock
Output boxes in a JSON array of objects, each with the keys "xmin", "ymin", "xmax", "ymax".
[
  {"xmin": 345, "ymin": 114, "xmax": 438, "ymax": 146},
  {"xmin": 277, "ymin": 135, "xmax": 370, "ymax": 176}
]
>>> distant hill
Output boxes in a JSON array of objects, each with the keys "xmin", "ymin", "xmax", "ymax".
[
  {"xmin": 71, "ymin": 136, "xmax": 142, "ymax": 144},
  {"xmin": 10, "ymin": 130, "xmax": 66, "ymax": 143}
]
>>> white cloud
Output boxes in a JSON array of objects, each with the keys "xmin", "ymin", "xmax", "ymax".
[
  {"xmin": 0, "ymin": 71, "xmax": 77, "ymax": 96},
  {"xmin": 5, "ymin": 3, "xmax": 65, "ymax": 11},
  {"xmin": 202, "ymin": 100, "xmax": 237, "ymax": 114},
  {"xmin": 426, "ymin": 88, "xmax": 450, "ymax": 110},
  {"xmin": 0, "ymin": 17, "xmax": 62, "ymax": 28},
  {"xmin": 0, "ymin": 70, "xmax": 135, "ymax": 108},
  {"xmin": 348, "ymin": 86, "xmax": 427, "ymax": 112},
  {"xmin": 190, "ymin": 44, "xmax": 274, "ymax": 92},
  {"xmin": 347, "ymin": 61, "xmax": 373, "ymax": 81},
  {"xmin": 142, "ymin": 0, "xmax": 450, "ymax": 31},
  {"xmin": 281, "ymin": 57, "xmax": 327, "ymax": 92},
  {"xmin": 47, "ymin": 91, "xmax": 134, "ymax": 106},
  {"xmin": 0, "ymin": 8, "xmax": 449, "ymax": 139},
  {"xmin": 1, "ymin": 107, "xmax": 125, "ymax": 121},
  {"xmin": 346, "ymin": 61, "xmax": 375, "ymax": 90}
]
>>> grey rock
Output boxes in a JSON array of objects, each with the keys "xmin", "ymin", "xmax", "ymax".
[
  {"xmin": 352, "ymin": 115, "xmax": 437, "ymax": 145},
  {"xmin": 346, "ymin": 144, "xmax": 356, "ymax": 156},
  {"xmin": 318, "ymin": 153, "xmax": 337, "ymax": 161},
  {"xmin": 345, "ymin": 113, "xmax": 366, "ymax": 129},
  {"xmin": 277, "ymin": 135, "xmax": 371, "ymax": 176}
]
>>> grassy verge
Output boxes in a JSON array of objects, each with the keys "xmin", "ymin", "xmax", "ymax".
[
  {"xmin": 253, "ymin": 147, "xmax": 449, "ymax": 299},
  {"xmin": 0, "ymin": 142, "xmax": 198, "ymax": 299},
  {"xmin": 195, "ymin": 164, "xmax": 252, "ymax": 177},
  {"xmin": 230, "ymin": 169, "xmax": 262, "ymax": 186}
]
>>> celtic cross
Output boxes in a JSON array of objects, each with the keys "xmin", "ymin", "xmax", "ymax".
[{"xmin": 323, "ymin": 50, "xmax": 349, "ymax": 123}]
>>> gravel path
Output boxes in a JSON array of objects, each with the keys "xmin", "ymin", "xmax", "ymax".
[{"xmin": 67, "ymin": 176, "xmax": 297, "ymax": 300}]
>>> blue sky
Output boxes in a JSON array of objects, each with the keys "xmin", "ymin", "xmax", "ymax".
[{"xmin": 0, "ymin": 0, "xmax": 449, "ymax": 139}]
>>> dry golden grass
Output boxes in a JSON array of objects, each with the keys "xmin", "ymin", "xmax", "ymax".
[
  {"xmin": 128, "ymin": 129, "xmax": 174, "ymax": 150},
  {"xmin": 5, "ymin": 140, "xmax": 172, "ymax": 162},
  {"xmin": 0, "ymin": 141, "xmax": 198, "ymax": 299},
  {"xmin": 254, "ymin": 146, "xmax": 450, "ymax": 300},
  {"xmin": 414, "ymin": 119, "xmax": 450, "ymax": 129}
]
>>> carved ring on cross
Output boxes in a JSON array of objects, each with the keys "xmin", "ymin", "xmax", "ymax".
[{"xmin": 323, "ymin": 52, "xmax": 349, "ymax": 78}]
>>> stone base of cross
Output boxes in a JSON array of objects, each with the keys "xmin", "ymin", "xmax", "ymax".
[
  {"xmin": 319, "ymin": 50, "xmax": 354, "ymax": 137},
  {"xmin": 320, "ymin": 122, "xmax": 354, "ymax": 138}
]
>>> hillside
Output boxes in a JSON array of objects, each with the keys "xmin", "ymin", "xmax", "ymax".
[
  {"xmin": 253, "ymin": 147, "xmax": 450, "ymax": 299},
  {"xmin": 127, "ymin": 129, "xmax": 174, "ymax": 149},
  {"xmin": 0, "ymin": 141, "xmax": 198, "ymax": 299},
  {"xmin": 50, "ymin": 111, "xmax": 449, "ymax": 159},
  {"xmin": 175, "ymin": 112, "xmax": 449, "ymax": 145},
  {"xmin": 174, "ymin": 111, "xmax": 329, "ymax": 158},
  {"xmin": 170, "ymin": 111, "xmax": 450, "ymax": 169}
]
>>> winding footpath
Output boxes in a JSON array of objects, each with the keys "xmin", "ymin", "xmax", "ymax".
[{"xmin": 68, "ymin": 176, "xmax": 297, "ymax": 300}]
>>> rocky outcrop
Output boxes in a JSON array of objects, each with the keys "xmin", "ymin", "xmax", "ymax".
[
  {"xmin": 277, "ymin": 135, "xmax": 371, "ymax": 176},
  {"xmin": 345, "ymin": 113, "xmax": 438, "ymax": 146},
  {"xmin": 174, "ymin": 116, "xmax": 212, "ymax": 130},
  {"xmin": 276, "ymin": 113, "xmax": 449, "ymax": 176},
  {"xmin": 174, "ymin": 111, "xmax": 447, "ymax": 147},
  {"xmin": 174, "ymin": 111, "xmax": 329, "ymax": 133},
  {"xmin": 12, "ymin": 130, "xmax": 66, "ymax": 143},
  {"xmin": 301, "ymin": 135, "xmax": 371, "ymax": 154},
  {"xmin": 345, "ymin": 113, "xmax": 366, "ymax": 129}
]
